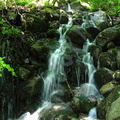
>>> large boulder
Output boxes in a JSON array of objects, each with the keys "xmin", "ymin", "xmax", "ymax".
[
  {"xmin": 113, "ymin": 70, "xmax": 120, "ymax": 82},
  {"xmin": 100, "ymin": 81, "xmax": 118, "ymax": 97},
  {"xmin": 38, "ymin": 103, "xmax": 77, "ymax": 120},
  {"xmin": 16, "ymin": 73, "xmax": 43, "ymax": 114},
  {"xmin": 91, "ymin": 11, "xmax": 108, "ymax": 31},
  {"xmin": 31, "ymin": 38, "xmax": 57, "ymax": 68},
  {"xmin": 97, "ymin": 85, "xmax": 120, "ymax": 119},
  {"xmin": 66, "ymin": 25, "xmax": 93, "ymax": 48},
  {"xmin": 43, "ymin": 7, "xmax": 60, "ymax": 21},
  {"xmin": 94, "ymin": 68, "xmax": 114, "ymax": 88},
  {"xmin": 22, "ymin": 13, "xmax": 49, "ymax": 33},
  {"xmin": 95, "ymin": 24, "xmax": 120, "ymax": 51},
  {"xmin": 106, "ymin": 97, "xmax": 120, "ymax": 120},
  {"xmin": 69, "ymin": 93, "xmax": 97, "ymax": 114},
  {"xmin": 98, "ymin": 52, "xmax": 116, "ymax": 70},
  {"xmin": 116, "ymin": 49, "xmax": 120, "ymax": 69}
]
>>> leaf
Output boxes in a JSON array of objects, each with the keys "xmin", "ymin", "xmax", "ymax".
[{"xmin": 118, "ymin": 91, "xmax": 120, "ymax": 94}]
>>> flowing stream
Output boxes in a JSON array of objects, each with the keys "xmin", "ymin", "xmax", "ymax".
[
  {"xmin": 18, "ymin": 5, "xmax": 73, "ymax": 120},
  {"xmin": 18, "ymin": 4, "xmax": 100, "ymax": 120}
]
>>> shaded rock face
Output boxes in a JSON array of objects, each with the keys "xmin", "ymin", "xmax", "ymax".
[
  {"xmin": 94, "ymin": 68, "xmax": 114, "ymax": 88},
  {"xmin": 106, "ymin": 97, "xmax": 120, "ymax": 120},
  {"xmin": 38, "ymin": 103, "xmax": 77, "ymax": 120},
  {"xmin": 22, "ymin": 13, "xmax": 49, "ymax": 33},
  {"xmin": 66, "ymin": 25, "xmax": 93, "ymax": 48},
  {"xmin": 95, "ymin": 24, "xmax": 120, "ymax": 51},
  {"xmin": 113, "ymin": 70, "xmax": 120, "ymax": 82},
  {"xmin": 69, "ymin": 91, "xmax": 97, "ymax": 115},
  {"xmin": 100, "ymin": 81, "xmax": 118, "ymax": 97},
  {"xmin": 88, "ymin": 44, "xmax": 102, "ymax": 66},
  {"xmin": 98, "ymin": 52, "xmax": 116, "ymax": 70}
]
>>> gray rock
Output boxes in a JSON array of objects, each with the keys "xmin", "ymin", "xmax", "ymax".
[
  {"xmin": 22, "ymin": 13, "xmax": 49, "ymax": 33},
  {"xmin": 66, "ymin": 25, "xmax": 93, "ymax": 48},
  {"xmin": 38, "ymin": 103, "xmax": 77, "ymax": 120},
  {"xmin": 94, "ymin": 68, "xmax": 114, "ymax": 88},
  {"xmin": 106, "ymin": 97, "xmax": 120, "ymax": 120},
  {"xmin": 95, "ymin": 24, "xmax": 120, "ymax": 50},
  {"xmin": 98, "ymin": 52, "xmax": 116, "ymax": 70}
]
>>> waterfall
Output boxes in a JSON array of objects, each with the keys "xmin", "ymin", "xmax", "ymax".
[
  {"xmin": 18, "ymin": 3, "xmax": 101, "ymax": 120},
  {"xmin": 42, "ymin": 16, "xmax": 72, "ymax": 101},
  {"xmin": 18, "ymin": 6, "xmax": 73, "ymax": 120}
]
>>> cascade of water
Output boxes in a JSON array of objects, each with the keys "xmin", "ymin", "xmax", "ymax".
[
  {"xmin": 82, "ymin": 39, "xmax": 96, "ymax": 84},
  {"xmin": 18, "ymin": 3, "xmax": 102, "ymax": 120},
  {"xmin": 76, "ymin": 39, "xmax": 100, "ymax": 97},
  {"xmin": 18, "ymin": 6, "xmax": 73, "ymax": 120},
  {"xmin": 42, "ymin": 14, "xmax": 72, "ymax": 101},
  {"xmin": 67, "ymin": 3, "xmax": 74, "ymax": 13}
]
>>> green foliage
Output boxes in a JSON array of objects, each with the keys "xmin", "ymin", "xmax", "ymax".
[
  {"xmin": 79, "ymin": 0, "xmax": 120, "ymax": 15},
  {"xmin": 118, "ymin": 91, "xmax": 120, "ymax": 94},
  {"xmin": 0, "ymin": 18, "xmax": 21, "ymax": 35},
  {"xmin": 0, "ymin": 57, "xmax": 16, "ymax": 77}
]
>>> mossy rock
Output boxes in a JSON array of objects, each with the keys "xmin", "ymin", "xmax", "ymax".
[
  {"xmin": 22, "ymin": 13, "xmax": 49, "ymax": 33},
  {"xmin": 39, "ymin": 103, "xmax": 77, "ymax": 120},
  {"xmin": 113, "ymin": 70, "xmax": 120, "ymax": 82},
  {"xmin": 88, "ymin": 44, "xmax": 102, "ymax": 67},
  {"xmin": 97, "ymin": 85, "xmax": 120, "ymax": 119},
  {"xmin": 116, "ymin": 50, "xmax": 120, "ymax": 69},
  {"xmin": 18, "ymin": 67, "xmax": 31, "ymax": 80},
  {"xmin": 69, "ymin": 94, "xmax": 97, "ymax": 114},
  {"xmin": 106, "ymin": 97, "xmax": 120, "ymax": 120},
  {"xmin": 98, "ymin": 52, "xmax": 116, "ymax": 70},
  {"xmin": 59, "ymin": 12, "xmax": 68, "ymax": 24},
  {"xmin": 100, "ymin": 81, "xmax": 118, "ymax": 96},
  {"xmin": 94, "ymin": 68, "xmax": 114, "ymax": 88},
  {"xmin": 44, "ymin": 7, "xmax": 60, "ymax": 21},
  {"xmin": 95, "ymin": 24, "xmax": 120, "ymax": 51},
  {"xmin": 66, "ymin": 25, "xmax": 93, "ymax": 48}
]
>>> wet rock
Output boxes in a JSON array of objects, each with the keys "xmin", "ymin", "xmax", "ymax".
[
  {"xmin": 22, "ymin": 13, "xmax": 49, "ymax": 33},
  {"xmin": 88, "ymin": 44, "xmax": 102, "ymax": 66},
  {"xmin": 17, "ymin": 73, "xmax": 43, "ymax": 97},
  {"xmin": 47, "ymin": 29, "xmax": 59, "ymax": 38},
  {"xmin": 16, "ymin": 73, "xmax": 43, "ymax": 115},
  {"xmin": 97, "ymin": 98, "xmax": 106, "ymax": 119},
  {"xmin": 95, "ymin": 24, "xmax": 120, "ymax": 51},
  {"xmin": 44, "ymin": 7, "xmax": 60, "ymax": 21},
  {"xmin": 39, "ymin": 103, "xmax": 77, "ymax": 120},
  {"xmin": 18, "ymin": 67, "xmax": 31, "ymax": 80},
  {"xmin": 94, "ymin": 68, "xmax": 114, "ymax": 88},
  {"xmin": 69, "ymin": 94, "xmax": 97, "ymax": 115},
  {"xmin": 116, "ymin": 50, "xmax": 120, "ymax": 69},
  {"xmin": 100, "ymin": 81, "xmax": 118, "ymax": 96},
  {"xmin": 51, "ymin": 89, "xmax": 73, "ymax": 103},
  {"xmin": 106, "ymin": 97, "xmax": 120, "ymax": 120},
  {"xmin": 107, "ymin": 42, "xmax": 115, "ymax": 49},
  {"xmin": 31, "ymin": 38, "xmax": 52, "ymax": 67},
  {"xmin": 86, "ymin": 27, "xmax": 100, "ymax": 39},
  {"xmin": 66, "ymin": 25, "xmax": 93, "ymax": 48},
  {"xmin": 73, "ymin": 17, "xmax": 83, "ymax": 26},
  {"xmin": 91, "ymin": 11, "xmax": 108, "ymax": 31},
  {"xmin": 113, "ymin": 70, "xmax": 120, "ymax": 82},
  {"xmin": 97, "ymin": 85, "xmax": 120, "ymax": 119},
  {"xmin": 98, "ymin": 52, "xmax": 116, "ymax": 70},
  {"xmin": 59, "ymin": 12, "xmax": 68, "ymax": 24}
]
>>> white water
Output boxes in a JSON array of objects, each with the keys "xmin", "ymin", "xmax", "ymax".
[
  {"xmin": 18, "ymin": 5, "xmax": 73, "ymax": 120},
  {"xmin": 18, "ymin": 4, "xmax": 100, "ymax": 120}
]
